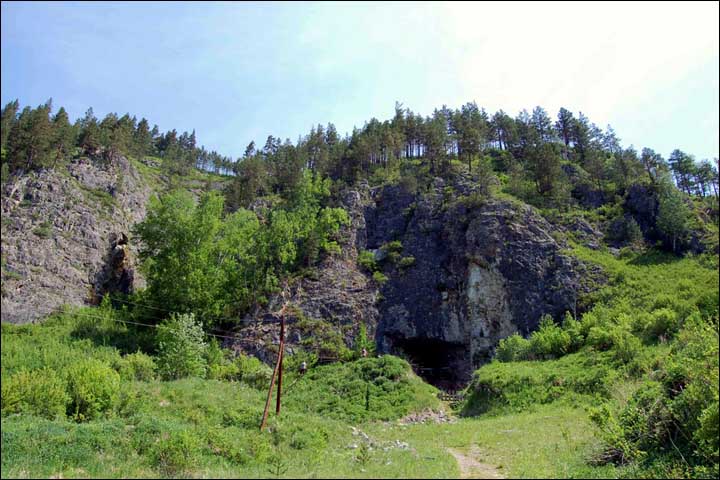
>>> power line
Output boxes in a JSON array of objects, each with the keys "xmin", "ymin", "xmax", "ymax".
[
  {"xmin": 58, "ymin": 308, "xmax": 259, "ymax": 344},
  {"xmin": 106, "ymin": 295, "xmax": 283, "ymax": 325}
]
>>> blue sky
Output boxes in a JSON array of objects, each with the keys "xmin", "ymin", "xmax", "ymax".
[{"xmin": 2, "ymin": 1, "xmax": 718, "ymax": 161}]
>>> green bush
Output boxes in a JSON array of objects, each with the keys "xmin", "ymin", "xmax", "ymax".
[
  {"xmin": 236, "ymin": 355, "xmax": 272, "ymax": 389},
  {"xmin": 398, "ymin": 256, "xmax": 415, "ymax": 268},
  {"xmin": 380, "ymin": 241, "xmax": 403, "ymax": 264},
  {"xmin": 357, "ymin": 250, "xmax": 377, "ymax": 272},
  {"xmin": 205, "ymin": 338, "xmax": 225, "ymax": 365},
  {"xmin": 606, "ymin": 215, "xmax": 643, "ymax": 246},
  {"xmin": 529, "ymin": 315, "xmax": 571, "ymax": 359},
  {"xmin": 354, "ymin": 323, "xmax": 376, "ymax": 358},
  {"xmin": 591, "ymin": 316, "xmax": 719, "ymax": 473},
  {"xmin": 285, "ymin": 356, "xmax": 439, "ymax": 422},
  {"xmin": 117, "ymin": 352, "xmax": 157, "ymax": 382},
  {"xmin": 156, "ymin": 313, "xmax": 208, "ymax": 380},
  {"xmin": 464, "ymin": 350, "xmax": 618, "ymax": 415},
  {"xmin": 610, "ymin": 329, "xmax": 642, "ymax": 364},
  {"xmin": 287, "ymin": 422, "xmax": 329, "ymax": 450},
  {"xmin": 562, "ymin": 312, "xmax": 585, "ymax": 352},
  {"xmin": 1, "ymin": 368, "xmax": 70, "ymax": 419},
  {"xmin": 66, "ymin": 359, "xmax": 121, "ymax": 421},
  {"xmin": 495, "ymin": 333, "xmax": 530, "ymax": 362},
  {"xmin": 586, "ymin": 326, "xmax": 615, "ymax": 351},
  {"xmin": 150, "ymin": 429, "xmax": 202, "ymax": 476},
  {"xmin": 639, "ymin": 308, "xmax": 679, "ymax": 341},
  {"xmin": 372, "ymin": 271, "xmax": 388, "ymax": 285},
  {"xmin": 205, "ymin": 426, "xmax": 253, "ymax": 465},
  {"xmin": 208, "ymin": 361, "xmax": 241, "ymax": 381}
]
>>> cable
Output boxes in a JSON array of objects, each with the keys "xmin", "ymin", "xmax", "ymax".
[
  {"xmin": 106, "ymin": 295, "xmax": 283, "ymax": 325},
  {"xmin": 58, "ymin": 308, "xmax": 259, "ymax": 344}
]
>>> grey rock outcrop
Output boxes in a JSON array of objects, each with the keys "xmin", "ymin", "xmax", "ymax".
[
  {"xmin": 1, "ymin": 156, "xmax": 151, "ymax": 323},
  {"xmin": 363, "ymin": 184, "xmax": 594, "ymax": 387},
  {"xmin": 229, "ymin": 180, "xmax": 601, "ymax": 387}
]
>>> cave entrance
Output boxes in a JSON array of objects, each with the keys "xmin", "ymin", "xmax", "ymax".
[{"xmin": 393, "ymin": 337, "xmax": 471, "ymax": 391}]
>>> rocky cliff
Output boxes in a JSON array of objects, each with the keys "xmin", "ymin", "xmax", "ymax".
[
  {"xmin": 365, "ymin": 181, "xmax": 600, "ymax": 387},
  {"xmin": 1, "ymin": 157, "xmax": 601, "ymax": 384},
  {"xmin": 230, "ymin": 178, "xmax": 601, "ymax": 387},
  {"xmin": 1, "ymin": 156, "xmax": 151, "ymax": 323}
]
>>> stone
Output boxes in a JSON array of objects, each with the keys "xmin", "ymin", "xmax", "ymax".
[{"xmin": 1, "ymin": 156, "xmax": 151, "ymax": 323}]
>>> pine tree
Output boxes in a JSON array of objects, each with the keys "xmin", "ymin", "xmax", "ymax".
[
  {"xmin": 555, "ymin": 107, "xmax": 574, "ymax": 157},
  {"xmin": 668, "ymin": 149, "xmax": 697, "ymax": 195},
  {"xmin": 78, "ymin": 108, "xmax": 101, "ymax": 154},
  {"xmin": 133, "ymin": 118, "xmax": 153, "ymax": 158},
  {"xmin": 8, "ymin": 102, "xmax": 54, "ymax": 172},
  {"xmin": 51, "ymin": 107, "xmax": 75, "ymax": 166},
  {"xmin": 1, "ymin": 99, "xmax": 20, "ymax": 151}
]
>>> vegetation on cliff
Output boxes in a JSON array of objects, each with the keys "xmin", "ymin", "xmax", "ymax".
[{"xmin": 1, "ymin": 99, "xmax": 718, "ymax": 478}]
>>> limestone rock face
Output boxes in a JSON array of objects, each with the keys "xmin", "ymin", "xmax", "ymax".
[
  {"xmin": 230, "ymin": 179, "xmax": 600, "ymax": 387},
  {"xmin": 1, "ymin": 156, "xmax": 150, "ymax": 323},
  {"xmin": 362, "ymin": 183, "xmax": 594, "ymax": 386}
]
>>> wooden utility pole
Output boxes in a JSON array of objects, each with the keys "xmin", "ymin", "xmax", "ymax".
[
  {"xmin": 275, "ymin": 312, "xmax": 286, "ymax": 415},
  {"xmin": 259, "ymin": 301, "xmax": 288, "ymax": 431}
]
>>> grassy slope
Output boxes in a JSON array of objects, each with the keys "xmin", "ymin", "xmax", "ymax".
[
  {"xmin": 2, "ymin": 248, "xmax": 717, "ymax": 478},
  {"xmin": 459, "ymin": 245, "xmax": 718, "ymax": 478},
  {"xmin": 2, "ymin": 158, "xmax": 718, "ymax": 478},
  {"xmin": 0, "ymin": 310, "xmax": 443, "ymax": 479}
]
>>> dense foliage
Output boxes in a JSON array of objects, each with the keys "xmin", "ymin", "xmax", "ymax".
[{"xmin": 133, "ymin": 170, "xmax": 349, "ymax": 326}]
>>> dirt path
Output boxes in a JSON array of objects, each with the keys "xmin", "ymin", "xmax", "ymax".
[{"xmin": 447, "ymin": 446, "xmax": 504, "ymax": 479}]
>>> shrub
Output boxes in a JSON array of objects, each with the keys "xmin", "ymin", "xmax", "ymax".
[
  {"xmin": 66, "ymin": 359, "xmax": 121, "ymax": 421},
  {"xmin": 380, "ymin": 241, "xmax": 403, "ymax": 264},
  {"xmin": 398, "ymin": 174, "xmax": 417, "ymax": 194},
  {"xmin": 236, "ymin": 354, "xmax": 272, "ymax": 389},
  {"xmin": 695, "ymin": 401, "xmax": 719, "ymax": 466},
  {"xmin": 494, "ymin": 333, "xmax": 530, "ymax": 362},
  {"xmin": 586, "ymin": 326, "xmax": 615, "ymax": 351},
  {"xmin": 117, "ymin": 352, "xmax": 157, "ymax": 381},
  {"xmin": 372, "ymin": 271, "xmax": 388, "ymax": 285},
  {"xmin": 32, "ymin": 222, "xmax": 53, "ymax": 239},
  {"xmin": 640, "ymin": 308, "xmax": 679, "ymax": 341},
  {"xmin": 208, "ymin": 361, "xmax": 241, "ymax": 381},
  {"xmin": 205, "ymin": 426, "xmax": 253, "ymax": 465},
  {"xmin": 150, "ymin": 429, "xmax": 202, "ymax": 476},
  {"xmin": 357, "ymin": 250, "xmax": 377, "ymax": 272},
  {"xmin": 606, "ymin": 215, "xmax": 643, "ymax": 246},
  {"xmin": 1, "ymin": 368, "xmax": 70, "ymax": 419},
  {"xmin": 562, "ymin": 312, "xmax": 584, "ymax": 352},
  {"xmin": 398, "ymin": 256, "xmax": 415, "ymax": 268},
  {"xmin": 610, "ymin": 329, "xmax": 642, "ymax": 364},
  {"xmin": 529, "ymin": 315, "xmax": 571, "ymax": 359},
  {"xmin": 205, "ymin": 338, "xmax": 226, "ymax": 368},
  {"xmin": 354, "ymin": 323, "xmax": 376, "ymax": 358},
  {"xmin": 156, "ymin": 313, "xmax": 208, "ymax": 380}
]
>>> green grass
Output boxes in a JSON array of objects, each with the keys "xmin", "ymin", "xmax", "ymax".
[
  {"xmin": 364, "ymin": 403, "xmax": 619, "ymax": 479},
  {"xmin": 1, "ymin": 309, "xmax": 444, "ymax": 479},
  {"xmin": 461, "ymin": 246, "xmax": 719, "ymax": 478},
  {"xmin": 2, "ymin": 245, "xmax": 717, "ymax": 479},
  {"xmin": 32, "ymin": 221, "xmax": 53, "ymax": 239},
  {"xmin": 0, "ymin": 307, "xmax": 625, "ymax": 479}
]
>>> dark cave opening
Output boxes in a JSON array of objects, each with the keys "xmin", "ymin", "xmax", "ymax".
[{"xmin": 392, "ymin": 337, "xmax": 471, "ymax": 391}]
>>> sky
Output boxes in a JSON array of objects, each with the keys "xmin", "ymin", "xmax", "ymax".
[{"xmin": 1, "ymin": 1, "xmax": 718, "ymax": 161}]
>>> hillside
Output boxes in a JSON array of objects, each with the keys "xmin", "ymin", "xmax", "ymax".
[{"xmin": 0, "ymin": 98, "xmax": 718, "ymax": 479}]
